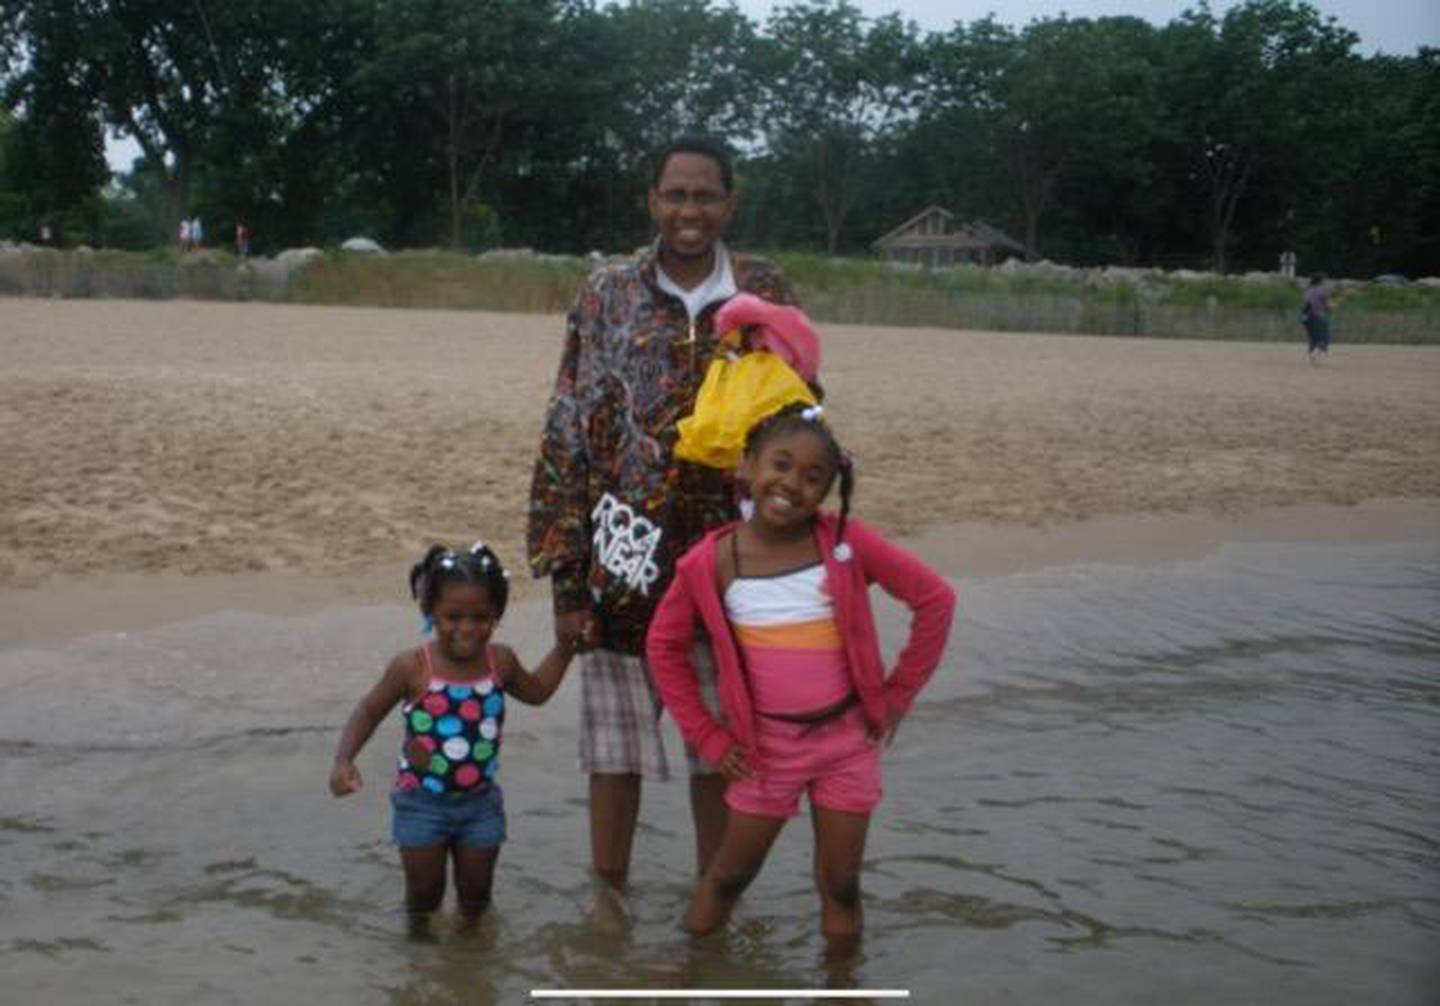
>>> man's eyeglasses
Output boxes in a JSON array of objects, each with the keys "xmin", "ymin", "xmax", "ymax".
[{"xmin": 656, "ymin": 188, "xmax": 728, "ymax": 208}]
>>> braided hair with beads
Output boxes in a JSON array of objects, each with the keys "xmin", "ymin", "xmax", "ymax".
[{"xmin": 409, "ymin": 541, "xmax": 510, "ymax": 622}]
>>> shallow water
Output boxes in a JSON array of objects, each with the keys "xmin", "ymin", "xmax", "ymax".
[{"xmin": 2, "ymin": 537, "xmax": 1437, "ymax": 1004}]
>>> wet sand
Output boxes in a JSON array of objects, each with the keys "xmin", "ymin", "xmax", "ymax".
[{"xmin": 3, "ymin": 296, "xmax": 1439, "ymax": 641}]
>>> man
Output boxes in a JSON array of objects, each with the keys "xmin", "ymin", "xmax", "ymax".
[
  {"xmin": 1301, "ymin": 273, "xmax": 1333, "ymax": 363},
  {"xmin": 527, "ymin": 135, "xmax": 798, "ymax": 889}
]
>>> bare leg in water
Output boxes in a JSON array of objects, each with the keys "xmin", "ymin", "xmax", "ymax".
[{"xmin": 684, "ymin": 810, "xmax": 786, "ymax": 934}]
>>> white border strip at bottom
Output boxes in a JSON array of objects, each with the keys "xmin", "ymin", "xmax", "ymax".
[{"xmin": 530, "ymin": 992, "xmax": 910, "ymax": 1000}]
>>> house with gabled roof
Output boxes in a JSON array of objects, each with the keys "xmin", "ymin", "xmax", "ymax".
[{"xmin": 872, "ymin": 206, "xmax": 1026, "ymax": 268}]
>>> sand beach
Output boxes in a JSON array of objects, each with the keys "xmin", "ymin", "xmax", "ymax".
[{"xmin": 3, "ymin": 296, "xmax": 1438, "ymax": 641}]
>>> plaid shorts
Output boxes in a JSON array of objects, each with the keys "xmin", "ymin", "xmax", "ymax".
[{"xmin": 578, "ymin": 646, "xmax": 721, "ymax": 779}]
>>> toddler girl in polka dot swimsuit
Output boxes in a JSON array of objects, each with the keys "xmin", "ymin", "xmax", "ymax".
[{"xmin": 330, "ymin": 542, "xmax": 582, "ymax": 937}]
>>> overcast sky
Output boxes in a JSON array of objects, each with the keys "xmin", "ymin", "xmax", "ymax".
[{"xmin": 734, "ymin": 0, "xmax": 1440, "ymax": 55}]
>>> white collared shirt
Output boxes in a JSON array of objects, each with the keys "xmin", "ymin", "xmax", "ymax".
[{"xmin": 656, "ymin": 242, "xmax": 737, "ymax": 320}]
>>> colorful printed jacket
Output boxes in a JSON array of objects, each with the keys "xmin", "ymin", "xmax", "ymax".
[{"xmin": 526, "ymin": 242, "xmax": 798, "ymax": 655}]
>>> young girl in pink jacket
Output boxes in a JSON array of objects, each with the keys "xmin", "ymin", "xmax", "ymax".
[{"xmin": 647, "ymin": 401, "xmax": 956, "ymax": 950}]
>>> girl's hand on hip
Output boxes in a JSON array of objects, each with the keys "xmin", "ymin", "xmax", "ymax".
[
  {"xmin": 872, "ymin": 707, "xmax": 906, "ymax": 747},
  {"xmin": 717, "ymin": 745, "xmax": 753, "ymax": 781}
]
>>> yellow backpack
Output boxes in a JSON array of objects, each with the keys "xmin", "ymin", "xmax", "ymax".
[{"xmin": 674, "ymin": 334, "xmax": 817, "ymax": 470}]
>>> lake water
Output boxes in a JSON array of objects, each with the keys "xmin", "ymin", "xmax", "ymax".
[{"xmin": 2, "ymin": 536, "xmax": 1437, "ymax": 1004}]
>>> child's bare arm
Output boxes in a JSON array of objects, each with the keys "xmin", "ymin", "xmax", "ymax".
[
  {"xmin": 499, "ymin": 641, "xmax": 577, "ymax": 706},
  {"xmin": 329, "ymin": 652, "xmax": 415, "ymax": 796}
]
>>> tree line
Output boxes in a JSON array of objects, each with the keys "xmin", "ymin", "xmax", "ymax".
[{"xmin": 1, "ymin": 0, "xmax": 1436, "ymax": 276}]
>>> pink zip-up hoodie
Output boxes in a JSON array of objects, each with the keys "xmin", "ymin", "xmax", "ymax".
[{"xmin": 646, "ymin": 513, "xmax": 957, "ymax": 767}]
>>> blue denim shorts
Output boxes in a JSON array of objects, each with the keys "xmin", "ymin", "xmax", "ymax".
[{"xmin": 390, "ymin": 784, "xmax": 506, "ymax": 850}]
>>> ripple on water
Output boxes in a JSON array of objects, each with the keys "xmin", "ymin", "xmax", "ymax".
[{"xmin": 0, "ymin": 537, "xmax": 1436, "ymax": 1002}]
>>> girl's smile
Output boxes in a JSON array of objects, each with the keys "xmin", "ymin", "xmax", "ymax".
[
  {"xmin": 744, "ymin": 429, "xmax": 836, "ymax": 534},
  {"xmin": 431, "ymin": 582, "xmax": 499, "ymax": 664}
]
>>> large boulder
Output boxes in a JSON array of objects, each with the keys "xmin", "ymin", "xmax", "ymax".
[
  {"xmin": 276, "ymin": 246, "xmax": 323, "ymax": 266},
  {"xmin": 340, "ymin": 236, "xmax": 386, "ymax": 254},
  {"xmin": 255, "ymin": 246, "xmax": 325, "ymax": 285}
]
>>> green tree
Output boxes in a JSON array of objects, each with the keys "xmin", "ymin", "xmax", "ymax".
[
  {"xmin": 1042, "ymin": 17, "xmax": 1167, "ymax": 265},
  {"xmin": 0, "ymin": 109, "xmax": 30, "ymax": 238},
  {"xmin": 0, "ymin": 0, "xmax": 108, "ymax": 243},
  {"xmin": 932, "ymin": 16, "xmax": 1169, "ymax": 263},
  {"xmin": 4, "ymin": 0, "xmax": 361, "ymax": 248},
  {"xmin": 1400, "ymin": 48, "xmax": 1440, "ymax": 274},
  {"xmin": 597, "ymin": 0, "xmax": 760, "ymax": 158},
  {"xmin": 568, "ymin": 0, "xmax": 760, "ymax": 250},
  {"xmin": 889, "ymin": 17, "xmax": 1014, "ymax": 249},
  {"xmin": 1312, "ymin": 49, "xmax": 1440, "ymax": 276},
  {"xmin": 753, "ymin": 1, "xmax": 924, "ymax": 253},
  {"xmin": 1158, "ymin": 0, "xmax": 1358, "ymax": 272},
  {"xmin": 346, "ymin": 0, "xmax": 567, "ymax": 251}
]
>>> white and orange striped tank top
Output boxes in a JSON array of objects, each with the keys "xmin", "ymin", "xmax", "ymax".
[{"xmin": 723, "ymin": 536, "xmax": 851, "ymax": 716}]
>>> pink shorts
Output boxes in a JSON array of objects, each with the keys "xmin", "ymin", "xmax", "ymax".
[{"xmin": 725, "ymin": 705, "xmax": 882, "ymax": 819}]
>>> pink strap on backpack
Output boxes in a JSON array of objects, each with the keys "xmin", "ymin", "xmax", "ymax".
[{"xmin": 714, "ymin": 293, "xmax": 821, "ymax": 382}]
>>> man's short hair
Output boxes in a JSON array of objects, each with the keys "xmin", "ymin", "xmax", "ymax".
[{"xmin": 651, "ymin": 135, "xmax": 734, "ymax": 193}]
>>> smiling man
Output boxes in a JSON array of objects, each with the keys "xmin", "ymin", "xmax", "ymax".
[
  {"xmin": 527, "ymin": 135, "xmax": 799, "ymax": 893},
  {"xmin": 648, "ymin": 147, "xmax": 735, "ymax": 286}
]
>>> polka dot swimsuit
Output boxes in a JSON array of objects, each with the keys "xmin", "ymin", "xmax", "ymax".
[{"xmin": 395, "ymin": 643, "xmax": 505, "ymax": 794}]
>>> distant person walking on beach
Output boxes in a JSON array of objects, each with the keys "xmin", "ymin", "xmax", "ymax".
[
  {"xmin": 329, "ymin": 542, "xmax": 578, "ymax": 938},
  {"xmin": 235, "ymin": 220, "xmax": 251, "ymax": 259},
  {"xmin": 647, "ymin": 402, "xmax": 956, "ymax": 951},
  {"xmin": 1301, "ymin": 274, "xmax": 1333, "ymax": 362},
  {"xmin": 178, "ymin": 218, "xmax": 191, "ymax": 252},
  {"xmin": 526, "ymin": 135, "xmax": 800, "ymax": 893}
]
